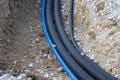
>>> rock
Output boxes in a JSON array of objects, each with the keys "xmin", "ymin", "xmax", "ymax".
[
  {"xmin": 49, "ymin": 72, "xmax": 53, "ymax": 76},
  {"xmin": 43, "ymin": 73, "xmax": 49, "ymax": 78},
  {"xmin": 36, "ymin": 69, "xmax": 43, "ymax": 74},
  {"xmin": 8, "ymin": 76, "xmax": 17, "ymax": 80},
  {"xmin": 17, "ymin": 73, "xmax": 26, "ymax": 80},
  {"xmin": 47, "ymin": 54, "xmax": 53, "ymax": 60},
  {"xmin": 35, "ymin": 37, "xmax": 40, "ymax": 42},
  {"xmin": 24, "ymin": 70, "xmax": 31, "ymax": 74},
  {"xmin": 97, "ymin": 2, "xmax": 105, "ymax": 11},
  {"xmin": 57, "ymin": 67, "xmax": 64, "ymax": 72},
  {"xmin": 17, "ymin": 76, "xmax": 23, "ymax": 80},
  {"xmin": 117, "ymin": 22, "xmax": 120, "ymax": 31},
  {"xmin": 90, "ymin": 54, "xmax": 96, "ymax": 60},
  {"xmin": 0, "ymin": 70, "xmax": 2, "ymax": 73},
  {"xmin": 42, "ymin": 54, "xmax": 48, "ymax": 58},
  {"xmin": 28, "ymin": 63, "xmax": 35, "ymax": 68},
  {"xmin": 31, "ymin": 40, "xmax": 35, "ymax": 44},
  {"xmin": 53, "ymin": 77, "xmax": 57, "ymax": 80},
  {"xmin": 88, "ymin": 31, "xmax": 96, "ymax": 39},
  {"xmin": 31, "ymin": 44, "xmax": 34, "ymax": 47},
  {"xmin": 26, "ymin": 77, "xmax": 32, "ymax": 80},
  {"xmin": 8, "ymin": 68, "xmax": 14, "ymax": 73},
  {"xmin": 0, "ymin": 74, "xmax": 11, "ymax": 80}
]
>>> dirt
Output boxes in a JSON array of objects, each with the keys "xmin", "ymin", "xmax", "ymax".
[
  {"xmin": 73, "ymin": 0, "xmax": 120, "ymax": 79},
  {"xmin": 0, "ymin": 0, "xmax": 14, "ymax": 71},
  {"xmin": 1, "ymin": 0, "xmax": 120, "ymax": 80},
  {"xmin": 61, "ymin": 0, "xmax": 120, "ymax": 79},
  {"xmin": 0, "ymin": 0, "xmax": 70, "ymax": 80}
]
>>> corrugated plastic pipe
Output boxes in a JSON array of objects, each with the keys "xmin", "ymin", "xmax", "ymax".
[{"xmin": 41, "ymin": 0, "xmax": 77, "ymax": 80}]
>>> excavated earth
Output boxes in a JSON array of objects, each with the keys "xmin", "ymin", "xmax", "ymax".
[
  {"xmin": 0, "ymin": 0, "xmax": 70, "ymax": 80},
  {"xmin": 0, "ymin": 0, "xmax": 120, "ymax": 80}
]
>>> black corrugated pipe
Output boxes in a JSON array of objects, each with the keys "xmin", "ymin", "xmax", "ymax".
[
  {"xmin": 54, "ymin": 0, "xmax": 116, "ymax": 80},
  {"xmin": 45, "ymin": 0, "xmax": 94, "ymax": 79}
]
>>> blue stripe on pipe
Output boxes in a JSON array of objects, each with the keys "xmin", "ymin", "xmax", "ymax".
[{"xmin": 41, "ymin": 0, "xmax": 77, "ymax": 80}]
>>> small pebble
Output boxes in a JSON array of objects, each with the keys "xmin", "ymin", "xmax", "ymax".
[
  {"xmin": 57, "ymin": 67, "xmax": 64, "ymax": 72},
  {"xmin": 17, "ymin": 73, "xmax": 26, "ymax": 80},
  {"xmin": 53, "ymin": 77, "xmax": 57, "ymax": 80},
  {"xmin": 90, "ymin": 54, "xmax": 96, "ymax": 60},
  {"xmin": 97, "ymin": 2, "xmax": 105, "ymax": 11},
  {"xmin": 31, "ymin": 40, "xmax": 35, "ymax": 44},
  {"xmin": 29, "ymin": 63, "xmax": 35, "ymax": 68},
  {"xmin": 8, "ymin": 68, "xmax": 14, "ymax": 73},
  {"xmin": 0, "ymin": 70, "xmax": 2, "ymax": 73},
  {"xmin": 8, "ymin": 76, "xmax": 17, "ymax": 80},
  {"xmin": 0, "ymin": 74, "xmax": 11, "ymax": 80},
  {"xmin": 17, "ymin": 76, "xmax": 23, "ymax": 80},
  {"xmin": 6, "ymin": 39, "xmax": 10, "ymax": 43},
  {"xmin": 50, "ymin": 72, "xmax": 53, "ymax": 76},
  {"xmin": 24, "ymin": 70, "xmax": 31, "ymax": 74},
  {"xmin": 31, "ymin": 44, "xmax": 34, "ymax": 47},
  {"xmin": 36, "ymin": 69, "xmax": 43, "ymax": 74},
  {"xmin": 47, "ymin": 54, "xmax": 52, "ymax": 60},
  {"xmin": 37, "ymin": 24, "xmax": 40, "ymax": 28},
  {"xmin": 43, "ymin": 73, "xmax": 49, "ymax": 78},
  {"xmin": 35, "ymin": 37, "xmax": 40, "ymax": 42},
  {"xmin": 43, "ymin": 54, "xmax": 48, "ymax": 58},
  {"xmin": 26, "ymin": 77, "xmax": 32, "ymax": 80}
]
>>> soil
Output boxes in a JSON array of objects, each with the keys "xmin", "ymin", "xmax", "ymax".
[
  {"xmin": 0, "ymin": 0, "xmax": 70, "ymax": 80},
  {"xmin": 1, "ymin": 0, "xmax": 120, "ymax": 80},
  {"xmin": 62, "ymin": 0, "xmax": 120, "ymax": 79},
  {"xmin": 73, "ymin": 0, "xmax": 120, "ymax": 79}
]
